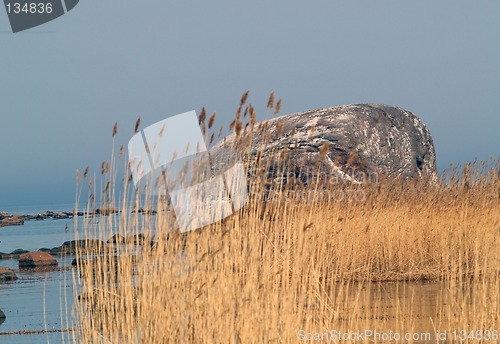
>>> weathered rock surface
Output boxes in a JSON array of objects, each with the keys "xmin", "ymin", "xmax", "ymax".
[
  {"xmin": 213, "ymin": 104, "xmax": 437, "ymax": 184},
  {"xmin": 0, "ymin": 267, "xmax": 17, "ymax": 282},
  {"xmin": 18, "ymin": 251, "xmax": 58, "ymax": 269}
]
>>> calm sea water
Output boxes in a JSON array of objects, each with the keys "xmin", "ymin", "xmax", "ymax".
[
  {"xmin": 0, "ymin": 257, "xmax": 74, "ymax": 344},
  {"xmin": 0, "ymin": 203, "xmax": 120, "ymax": 344}
]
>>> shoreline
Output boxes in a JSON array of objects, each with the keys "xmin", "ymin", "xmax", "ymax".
[{"xmin": 0, "ymin": 208, "xmax": 158, "ymax": 228}]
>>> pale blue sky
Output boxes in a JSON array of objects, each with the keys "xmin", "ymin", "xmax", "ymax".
[{"xmin": 0, "ymin": 1, "xmax": 498, "ymax": 207}]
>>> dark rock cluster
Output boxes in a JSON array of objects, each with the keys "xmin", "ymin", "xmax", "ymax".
[
  {"xmin": 0, "ymin": 208, "xmax": 157, "ymax": 228},
  {"xmin": 0, "ymin": 234, "xmax": 152, "ymax": 263},
  {"xmin": 0, "ymin": 214, "xmax": 24, "ymax": 227},
  {"xmin": 0, "ymin": 211, "xmax": 73, "ymax": 228}
]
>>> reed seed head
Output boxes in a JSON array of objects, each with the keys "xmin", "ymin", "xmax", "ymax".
[
  {"xmin": 134, "ymin": 118, "xmax": 141, "ymax": 134},
  {"xmin": 235, "ymin": 121, "xmax": 242, "ymax": 136},
  {"xmin": 118, "ymin": 144, "xmax": 125, "ymax": 159},
  {"xmin": 240, "ymin": 90, "xmax": 250, "ymax": 105},
  {"xmin": 199, "ymin": 107, "xmax": 206, "ymax": 124},
  {"xmin": 319, "ymin": 142, "xmax": 331, "ymax": 158},
  {"xmin": 267, "ymin": 91, "xmax": 275, "ymax": 109},
  {"xmin": 274, "ymin": 99, "xmax": 282, "ymax": 115},
  {"xmin": 208, "ymin": 112, "xmax": 216, "ymax": 129}
]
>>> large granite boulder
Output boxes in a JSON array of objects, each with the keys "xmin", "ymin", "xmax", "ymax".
[
  {"xmin": 18, "ymin": 251, "xmax": 58, "ymax": 269},
  {"xmin": 213, "ymin": 104, "xmax": 437, "ymax": 185},
  {"xmin": 0, "ymin": 267, "xmax": 17, "ymax": 282}
]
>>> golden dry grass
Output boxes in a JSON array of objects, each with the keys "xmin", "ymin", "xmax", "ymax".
[{"xmin": 69, "ymin": 97, "xmax": 499, "ymax": 343}]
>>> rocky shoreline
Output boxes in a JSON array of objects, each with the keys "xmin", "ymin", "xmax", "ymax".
[
  {"xmin": 0, "ymin": 235, "xmax": 154, "ymax": 325},
  {"xmin": 0, "ymin": 208, "xmax": 158, "ymax": 228},
  {"xmin": 0, "ymin": 233, "xmax": 154, "ymax": 260},
  {"xmin": 0, "ymin": 237, "xmax": 147, "ymax": 324}
]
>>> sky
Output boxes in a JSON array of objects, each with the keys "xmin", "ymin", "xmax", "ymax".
[{"xmin": 0, "ymin": 0, "xmax": 498, "ymax": 208}]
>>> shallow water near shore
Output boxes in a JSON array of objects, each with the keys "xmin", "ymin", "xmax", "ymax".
[
  {"xmin": 0, "ymin": 204, "xmax": 156, "ymax": 343},
  {"xmin": 0, "ymin": 256, "xmax": 74, "ymax": 343},
  {"xmin": 0, "ymin": 205, "xmax": 96, "ymax": 343},
  {"xmin": 332, "ymin": 281, "xmax": 447, "ymax": 340}
]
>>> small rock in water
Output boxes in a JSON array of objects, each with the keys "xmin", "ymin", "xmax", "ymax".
[
  {"xmin": 0, "ymin": 214, "xmax": 24, "ymax": 227},
  {"xmin": 38, "ymin": 248, "xmax": 52, "ymax": 253},
  {"xmin": 0, "ymin": 249, "xmax": 29, "ymax": 259},
  {"xmin": 10, "ymin": 248, "xmax": 29, "ymax": 256},
  {"xmin": 0, "ymin": 266, "xmax": 18, "ymax": 282},
  {"xmin": 53, "ymin": 212, "xmax": 70, "ymax": 219},
  {"xmin": 108, "ymin": 233, "xmax": 126, "ymax": 244},
  {"xmin": 18, "ymin": 251, "xmax": 58, "ymax": 269},
  {"xmin": 126, "ymin": 233, "xmax": 151, "ymax": 245},
  {"xmin": 61, "ymin": 239, "xmax": 108, "ymax": 251},
  {"xmin": 50, "ymin": 240, "xmax": 111, "ymax": 255}
]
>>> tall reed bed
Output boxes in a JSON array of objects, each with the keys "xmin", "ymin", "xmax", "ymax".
[{"xmin": 69, "ymin": 94, "xmax": 499, "ymax": 343}]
